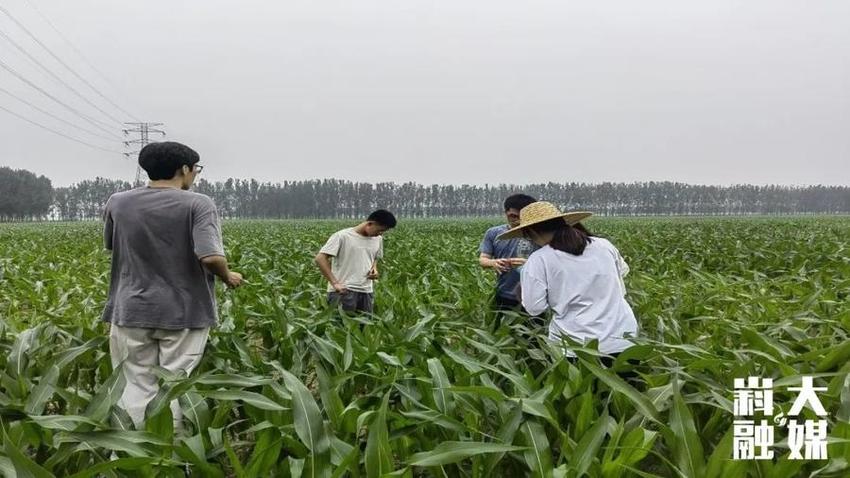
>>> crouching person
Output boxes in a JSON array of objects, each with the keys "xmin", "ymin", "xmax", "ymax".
[{"xmin": 101, "ymin": 142, "xmax": 242, "ymax": 429}]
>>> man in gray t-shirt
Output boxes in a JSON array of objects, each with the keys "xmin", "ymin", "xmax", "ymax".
[
  {"xmin": 478, "ymin": 194, "xmax": 538, "ymax": 310},
  {"xmin": 102, "ymin": 141, "xmax": 242, "ymax": 428}
]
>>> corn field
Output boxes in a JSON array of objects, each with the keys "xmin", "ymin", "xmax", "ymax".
[{"xmin": 1, "ymin": 217, "xmax": 850, "ymax": 477}]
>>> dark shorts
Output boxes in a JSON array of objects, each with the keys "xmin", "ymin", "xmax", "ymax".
[{"xmin": 328, "ymin": 291, "xmax": 374, "ymax": 314}]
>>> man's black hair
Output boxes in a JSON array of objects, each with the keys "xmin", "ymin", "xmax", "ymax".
[
  {"xmin": 138, "ymin": 142, "xmax": 200, "ymax": 181},
  {"xmin": 367, "ymin": 209, "xmax": 397, "ymax": 228},
  {"xmin": 504, "ymin": 194, "xmax": 537, "ymax": 212}
]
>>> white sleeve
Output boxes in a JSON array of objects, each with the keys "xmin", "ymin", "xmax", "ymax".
[
  {"xmin": 520, "ymin": 257, "xmax": 549, "ymax": 316},
  {"xmin": 610, "ymin": 243, "xmax": 629, "ymax": 296},
  {"xmin": 616, "ymin": 252, "xmax": 629, "ymax": 278},
  {"xmin": 319, "ymin": 232, "xmax": 342, "ymax": 257}
]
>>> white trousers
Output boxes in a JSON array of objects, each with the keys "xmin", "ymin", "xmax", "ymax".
[{"xmin": 109, "ymin": 324, "xmax": 209, "ymax": 429}]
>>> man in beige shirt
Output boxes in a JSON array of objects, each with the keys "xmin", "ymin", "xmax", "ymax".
[{"xmin": 314, "ymin": 209, "xmax": 397, "ymax": 313}]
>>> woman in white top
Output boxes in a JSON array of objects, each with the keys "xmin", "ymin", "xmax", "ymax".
[{"xmin": 497, "ymin": 202, "xmax": 638, "ymax": 363}]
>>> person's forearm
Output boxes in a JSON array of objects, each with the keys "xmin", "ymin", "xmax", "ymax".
[
  {"xmin": 479, "ymin": 257, "xmax": 497, "ymax": 269},
  {"xmin": 200, "ymin": 255, "xmax": 231, "ymax": 282},
  {"xmin": 315, "ymin": 255, "xmax": 339, "ymax": 285}
]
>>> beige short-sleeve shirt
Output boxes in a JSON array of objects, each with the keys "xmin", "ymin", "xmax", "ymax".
[{"xmin": 320, "ymin": 227, "xmax": 383, "ymax": 293}]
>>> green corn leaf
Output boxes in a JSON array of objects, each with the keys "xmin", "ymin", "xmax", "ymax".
[
  {"xmin": 485, "ymin": 401, "xmax": 524, "ymax": 474},
  {"xmin": 28, "ymin": 414, "xmax": 101, "ymax": 431},
  {"xmin": 521, "ymin": 420, "xmax": 554, "ymax": 478},
  {"xmin": 571, "ymin": 412, "xmax": 611, "ymax": 477},
  {"xmin": 246, "ymin": 428, "xmax": 284, "ymax": 477},
  {"xmin": 83, "ymin": 364, "xmax": 127, "ymax": 423},
  {"xmin": 282, "ymin": 369, "xmax": 332, "ymax": 478},
  {"xmin": 203, "ymin": 390, "xmax": 287, "ymax": 411},
  {"xmin": 316, "ymin": 363, "xmax": 344, "ymax": 427},
  {"xmin": 65, "ymin": 457, "xmax": 158, "ymax": 478},
  {"xmin": 409, "ymin": 441, "xmax": 527, "ymax": 467},
  {"xmin": 365, "ymin": 392, "xmax": 393, "ymax": 478},
  {"xmin": 668, "ymin": 376, "xmax": 705, "ymax": 478},
  {"xmin": 3, "ymin": 428, "xmax": 53, "ymax": 478},
  {"xmin": 24, "ymin": 364, "xmax": 59, "ymax": 415},
  {"xmin": 427, "ymin": 358, "xmax": 454, "ymax": 414},
  {"xmin": 578, "ymin": 357, "xmax": 660, "ymax": 424},
  {"xmin": 48, "ymin": 337, "xmax": 106, "ymax": 372}
]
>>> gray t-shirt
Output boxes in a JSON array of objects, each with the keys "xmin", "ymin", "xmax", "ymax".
[
  {"xmin": 101, "ymin": 187, "xmax": 225, "ymax": 329},
  {"xmin": 479, "ymin": 224, "xmax": 538, "ymax": 300}
]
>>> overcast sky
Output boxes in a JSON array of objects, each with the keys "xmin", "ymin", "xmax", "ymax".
[{"xmin": 1, "ymin": 0, "xmax": 848, "ymax": 187}]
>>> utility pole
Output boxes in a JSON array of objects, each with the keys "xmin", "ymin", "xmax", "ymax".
[{"xmin": 123, "ymin": 122, "xmax": 165, "ymax": 184}]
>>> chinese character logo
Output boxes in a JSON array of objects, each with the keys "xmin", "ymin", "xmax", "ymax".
[
  {"xmin": 733, "ymin": 377, "xmax": 774, "ymax": 460},
  {"xmin": 732, "ymin": 376, "xmax": 829, "ymax": 460}
]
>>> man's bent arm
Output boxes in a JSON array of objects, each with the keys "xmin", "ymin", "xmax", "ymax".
[
  {"xmin": 201, "ymin": 255, "xmax": 234, "ymax": 282},
  {"xmin": 479, "ymin": 253, "xmax": 509, "ymax": 270},
  {"xmin": 314, "ymin": 253, "xmax": 339, "ymax": 286}
]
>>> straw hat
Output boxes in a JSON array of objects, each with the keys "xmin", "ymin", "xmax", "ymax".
[{"xmin": 497, "ymin": 201, "xmax": 592, "ymax": 240}]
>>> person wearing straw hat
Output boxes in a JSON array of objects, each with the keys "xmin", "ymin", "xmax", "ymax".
[{"xmin": 498, "ymin": 201, "xmax": 637, "ymax": 363}]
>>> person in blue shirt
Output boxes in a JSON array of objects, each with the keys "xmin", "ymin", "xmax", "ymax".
[{"xmin": 478, "ymin": 194, "xmax": 539, "ymax": 315}]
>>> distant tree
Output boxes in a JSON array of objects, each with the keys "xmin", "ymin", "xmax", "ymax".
[
  {"xmin": 0, "ymin": 167, "xmax": 53, "ymax": 221},
  {"xmin": 44, "ymin": 178, "xmax": 132, "ymax": 221}
]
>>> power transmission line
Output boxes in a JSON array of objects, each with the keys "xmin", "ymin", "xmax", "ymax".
[
  {"xmin": 0, "ymin": 4, "xmax": 135, "ymax": 124},
  {"xmin": 123, "ymin": 122, "xmax": 165, "ymax": 183},
  {"xmin": 0, "ymin": 103, "xmax": 123, "ymax": 153},
  {"xmin": 20, "ymin": 0, "xmax": 140, "ymax": 121},
  {"xmin": 0, "ymin": 28, "xmax": 126, "ymax": 125},
  {"xmin": 0, "ymin": 58, "xmax": 122, "ymax": 138},
  {"xmin": 0, "ymin": 85, "xmax": 118, "ymax": 142}
]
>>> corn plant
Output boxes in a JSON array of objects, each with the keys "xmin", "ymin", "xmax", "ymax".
[{"xmin": 0, "ymin": 217, "xmax": 849, "ymax": 477}]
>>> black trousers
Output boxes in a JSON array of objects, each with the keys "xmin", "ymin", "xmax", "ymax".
[
  {"xmin": 492, "ymin": 295, "xmax": 546, "ymax": 328},
  {"xmin": 494, "ymin": 294, "xmax": 521, "ymax": 310}
]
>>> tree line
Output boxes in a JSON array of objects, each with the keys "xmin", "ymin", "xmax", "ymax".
[
  {"xmin": 0, "ymin": 168, "xmax": 849, "ymax": 221},
  {"xmin": 0, "ymin": 167, "xmax": 53, "ymax": 221}
]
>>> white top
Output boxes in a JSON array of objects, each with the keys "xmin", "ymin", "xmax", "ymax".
[
  {"xmin": 320, "ymin": 227, "xmax": 383, "ymax": 293},
  {"xmin": 520, "ymin": 237, "xmax": 638, "ymax": 355}
]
